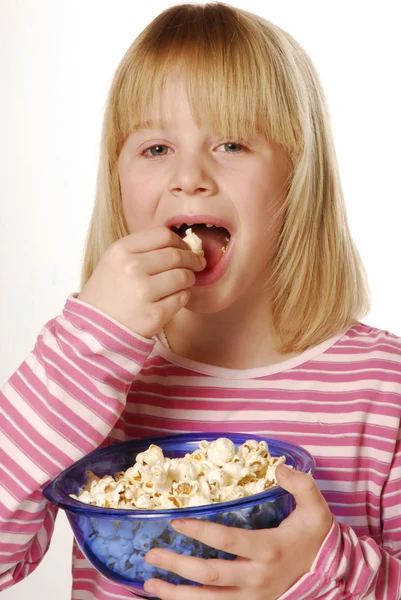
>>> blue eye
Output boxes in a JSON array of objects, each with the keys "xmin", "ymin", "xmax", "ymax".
[
  {"xmin": 143, "ymin": 145, "xmax": 170, "ymax": 158},
  {"xmin": 218, "ymin": 142, "xmax": 247, "ymax": 153}
]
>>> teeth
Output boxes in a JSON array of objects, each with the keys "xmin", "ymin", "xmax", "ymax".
[{"xmin": 174, "ymin": 221, "xmax": 221, "ymax": 228}]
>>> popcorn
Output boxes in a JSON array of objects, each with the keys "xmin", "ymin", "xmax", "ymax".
[
  {"xmin": 222, "ymin": 461, "xmax": 249, "ymax": 482},
  {"xmin": 175, "ymin": 460, "xmax": 198, "ymax": 482},
  {"xmin": 95, "ymin": 520, "xmax": 118, "ymax": 539},
  {"xmin": 183, "ymin": 228, "xmax": 204, "ymax": 256},
  {"xmin": 205, "ymin": 468, "xmax": 229, "ymax": 487},
  {"xmin": 265, "ymin": 456, "xmax": 286, "ymax": 484},
  {"xmin": 108, "ymin": 538, "xmax": 134, "ymax": 559},
  {"xmin": 187, "ymin": 492, "xmax": 211, "ymax": 507},
  {"xmin": 142, "ymin": 444, "xmax": 165, "ymax": 466},
  {"xmin": 134, "ymin": 495, "xmax": 156, "ymax": 509},
  {"xmin": 220, "ymin": 484, "xmax": 246, "ymax": 502},
  {"xmin": 70, "ymin": 437, "xmax": 287, "ymax": 510},
  {"xmin": 206, "ymin": 437, "xmax": 236, "ymax": 466}
]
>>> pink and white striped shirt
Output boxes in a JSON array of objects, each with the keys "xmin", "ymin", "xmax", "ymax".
[{"xmin": 1, "ymin": 295, "xmax": 401, "ymax": 599}]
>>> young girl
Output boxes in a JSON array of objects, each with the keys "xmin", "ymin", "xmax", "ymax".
[{"xmin": 1, "ymin": 3, "xmax": 400, "ymax": 599}]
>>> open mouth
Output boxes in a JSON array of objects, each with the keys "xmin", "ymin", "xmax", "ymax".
[{"xmin": 171, "ymin": 223, "xmax": 231, "ymax": 269}]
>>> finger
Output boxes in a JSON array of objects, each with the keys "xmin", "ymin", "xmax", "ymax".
[
  {"xmin": 142, "ymin": 246, "xmax": 206, "ymax": 275},
  {"xmin": 151, "ymin": 289, "xmax": 191, "ymax": 323},
  {"xmin": 145, "ymin": 549, "xmax": 250, "ymax": 588},
  {"xmin": 150, "ymin": 269, "xmax": 196, "ymax": 302},
  {"xmin": 120, "ymin": 227, "xmax": 190, "ymax": 254},
  {"xmin": 144, "ymin": 577, "xmax": 240, "ymax": 600},
  {"xmin": 275, "ymin": 465, "xmax": 328, "ymax": 513},
  {"xmin": 171, "ymin": 519, "xmax": 262, "ymax": 561}
]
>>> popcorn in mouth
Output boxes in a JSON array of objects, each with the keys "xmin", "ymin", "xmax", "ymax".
[
  {"xmin": 173, "ymin": 223, "xmax": 231, "ymax": 268},
  {"xmin": 183, "ymin": 228, "xmax": 204, "ymax": 256}
]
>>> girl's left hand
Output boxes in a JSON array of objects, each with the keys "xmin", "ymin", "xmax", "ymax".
[{"xmin": 144, "ymin": 464, "xmax": 333, "ymax": 600}]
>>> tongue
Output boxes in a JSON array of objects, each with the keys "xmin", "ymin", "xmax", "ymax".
[{"xmin": 191, "ymin": 225, "xmax": 229, "ymax": 269}]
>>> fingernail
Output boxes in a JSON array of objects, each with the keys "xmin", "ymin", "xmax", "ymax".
[
  {"xmin": 146, "ymin": 550, "xmax": 162, "ymax": 566},
  {"xmin": 276, "ymin": 464, "xmax": 293, "ymax": 477},
  {"xmin": 144, "ymin": 580, "xmax": 156, "ymax": 594},
  {"xmin": 171, "ymin": 519, "xmax": 186, "ymax": 531}
]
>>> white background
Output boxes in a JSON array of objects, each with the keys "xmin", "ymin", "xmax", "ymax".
[{"xmin": 1, "ymin": 1, "xmax": 400, "ymax": 598}]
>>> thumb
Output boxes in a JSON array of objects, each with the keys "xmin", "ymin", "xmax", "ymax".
[{"xmin": 275, "ymin": 464, "xmax": 326, "ymax": 510}]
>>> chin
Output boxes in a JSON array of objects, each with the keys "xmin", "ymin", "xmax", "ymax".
[{"xmin": 185, "ymin": 286, "xmax": 238, "ymax": 314}]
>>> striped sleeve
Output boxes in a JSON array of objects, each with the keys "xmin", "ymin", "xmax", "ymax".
[
  {"xmin": 0, "ymin": 296, "xmax": 155, "ymax": 592},
  {"xmin": 281, "ymin": 431, "xmax": 401, "ymax": 599}
]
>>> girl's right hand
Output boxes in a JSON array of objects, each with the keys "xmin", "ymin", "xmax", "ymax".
[{"xmin": 78, "ymin": 227, "xmax": 206, "ymax": 339}]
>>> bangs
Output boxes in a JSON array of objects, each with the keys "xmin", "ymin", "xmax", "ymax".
[{"xmin": 110, "ymin": 3, "xmax": 302, "ymax": 160}]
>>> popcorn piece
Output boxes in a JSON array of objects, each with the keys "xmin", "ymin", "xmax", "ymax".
[
  {"xmin": 175, "ymin": 460, "xmax": 198, "ymax": 482},
  {"xmin": 183, "ymin": 228, "xmax": 204, "ymax": 256},
  {"xmin": 265, "ymin": 456, "xmax": 287, "ymax": 484},
  {"xmin": 95, "ymin": 520, "xmax": 118, "ymax": 539},
  {"xmin": 243, "ymin": 479, "xmax": 265, "ymax": 496},
  {"xmin": 198, "ymin": 475, "xmax": 214, "ymax": 499},
  {"xmin": 222, "ymin": 462, "xmax": 249, "ymax": 482},
  {"xmin": 91, "ymin": 536, "xmax": 111, "ymax": 559},
  {"xmin": 172, "ymin": 481, "xmax": 199, "ymax": 499},
  {"xmin": 134, "ymin": 495, "xmax": 155, "ymax": 509},
  {"xmin": 118, "ymin": 520, "xmax": 136, "ymax": 540},
  {"xmin": 142, "ymin": 444, "xmax": 165, "ymax": 466},
  {"xmin": 108, "ymin": 537, "xmax": 134, "ymax": 559},
  {"xmin": 70, "ymin": 490, "xmax": 94, "ymax": 505},
  {"xmin": 220, "ymin": 484, "xmax": 246, "ymax": 502},
  {"xmin": 205, "ymin": 468, "xmax": 229, "ymax": 487},
  {"xmin": 85, "ymin": 470, "xmax": 101, "ymax": 487},
  {"xmin": 207, "ymin": 438, "xmax": 235, "ymax": 466},
  {"xmin": 187, "ymin": 492, "xmax": 211, "ymax": 507}
]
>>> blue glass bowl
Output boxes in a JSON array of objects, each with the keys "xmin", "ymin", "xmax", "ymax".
[{"xmin": 43, "ymin": 433, "xmax": 315, "ymax": 598}]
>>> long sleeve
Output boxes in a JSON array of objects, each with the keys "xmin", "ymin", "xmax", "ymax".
[
  {"xmin": 281, "ymin": 430, "xmax": 401, "ymax": 599},
  {"xmin": 0, "ymin": 296, "xmax": 155, "ymax": 592}
]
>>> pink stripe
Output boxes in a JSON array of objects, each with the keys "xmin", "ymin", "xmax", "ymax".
[
  {"xmin": 324, "ymin": 490, "xmax": 380, "ymax": 503},
  {"xmin": 131, "ymin": 380, "xmax": 401, "ymax": 407},
  {"xmin": 383, "ymin": 480, "xmax": 401, "ymax": 495},
  {"xmin": 35, "ymin": 343, "xmax": 126, "ymax": 419},
  {"xmin": 0, "ymin": 458, "xmax": 41, "ymax": 500},
  {"xmin": 50, "ymin": 325, "xmax": 135, "ymax": 388},
  {"xmin": 0, "ymin": 516, "xmax": 49, "ymax": 536},
  {"xmin": 289, "ymin": 359, "xmax": 401, "ymax": 372},
  {"xmin": 329, "ymin": 341, "xmax": 401, "ymax": 354},
  {"xmin": 316, "ymin": 456, "xmax": 391, "ymax": 469},
  {"xmin": 11, "ymin": 368, "xmax": 106, "ymax": 452},
  {"xmin": 58, "ymin": 313, "xmax": 152, "ymax": 369},
  {"xmin": 64, "ymin": 297, "xmax": 154, "ymax": 354},
  {"xmin": 1, "ymin": 400, "xmax": 72, "ymax": 473},
  {"xmin": 127, "ymin": 416, "xmax": 397, "ymax": 449},
  {"xmin": 317, "ymin": 469, "xmax": 387, "ymax": 486}
]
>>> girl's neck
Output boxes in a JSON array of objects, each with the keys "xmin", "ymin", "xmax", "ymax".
[{"xmin": 163, "ymin": 298, "xmax": 300, "ymax": 370}]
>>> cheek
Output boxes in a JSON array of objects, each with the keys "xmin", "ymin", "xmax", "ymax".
[
  {"xmin": 241, "ymin": 174, "xmax": 286, "ymax": 229},
  {"xmin": 119, "ymin": 172, "xmax": 157, "ymax": 234},
  {"xmin": 249, "ymin": 154, "xmax": 289, "ymax": 227}
]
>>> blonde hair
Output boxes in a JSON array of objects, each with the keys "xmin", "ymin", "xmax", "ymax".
[{"xmin": 81, "ymin": 1, "xmax": 370, "ymax": 353}]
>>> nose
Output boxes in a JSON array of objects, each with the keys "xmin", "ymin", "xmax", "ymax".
[{"xmin": 168, "ymin": 152, "xmax": 217, "ymax": 197}]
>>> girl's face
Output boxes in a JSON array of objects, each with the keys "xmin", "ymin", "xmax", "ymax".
[{"xmin": 118, "ymin": 79, "xmax": 291, "ymax": 314}]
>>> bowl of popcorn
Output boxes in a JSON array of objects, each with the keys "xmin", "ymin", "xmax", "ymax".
[{"xmin": 43, "ymin": 433, "xmax": 314, "ymax": 598}]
